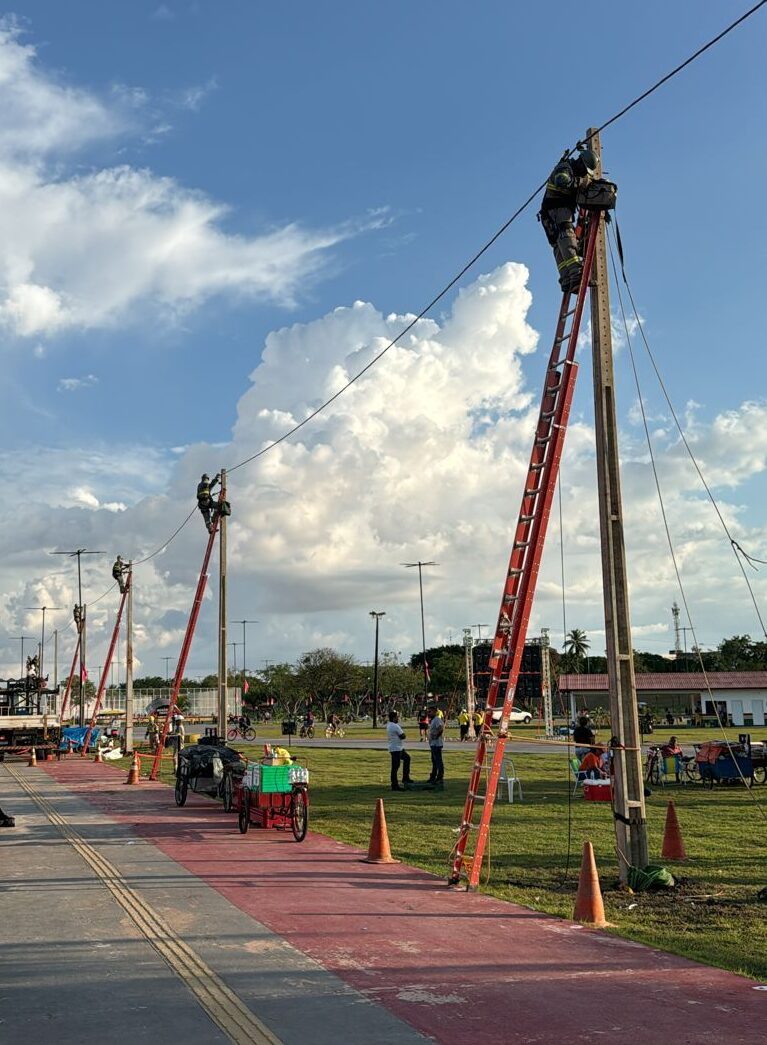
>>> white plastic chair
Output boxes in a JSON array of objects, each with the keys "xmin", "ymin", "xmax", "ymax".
[{"xmin": 497, "ymin": 758, "xmax": 523, "ymax": 803}]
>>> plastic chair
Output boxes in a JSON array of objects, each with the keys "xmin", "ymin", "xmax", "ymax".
[
  {"xmin": 570, "ymin": 756, "xmax": 588, "ymax": 794},
  {"xmin": 497, "ymin": 758, "xmax": 523, "ymax": 803}
]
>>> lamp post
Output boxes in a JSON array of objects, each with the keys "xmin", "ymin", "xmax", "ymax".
[
  {"xmin": 231, "ymin": 619, "xmax": 258, "ymax": 695},
  {"xmin": 401, "ymin": 561, "xmax": 438, "ymax": 699},
  {"xmin": 162, "ymin": 657, "xmax": 173, "ymax": 683},
  {"xmin": 369, "ymin": 611, "xmax": 385, "ymax": 729},
  {"xmin": 51, "ymin": 549, "xmax": 104, "ymax": 725}
]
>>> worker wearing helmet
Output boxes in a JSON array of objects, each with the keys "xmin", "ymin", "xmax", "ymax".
[
  {"xmin": 196, "ymin": 472, "xmax": 220, "ymax": 533},
  {"xmin": 112, "ymin": 555, "xmax": 128, "ymax": 594},
  {"xmin": 539, "ymin": 147, "xmax": 598, "ymax": 294}
]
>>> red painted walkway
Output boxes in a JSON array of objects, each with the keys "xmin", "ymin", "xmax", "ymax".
[{"xmin": 42, "ymin": 760, "xmax": 764, "ymax": 1045}]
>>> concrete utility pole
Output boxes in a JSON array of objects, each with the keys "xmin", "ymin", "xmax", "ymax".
[
  {"xmin": 80, "ymin": 606, "xmax": 87, "ymax": 726},
  {"xmin": 587, "ymin": 127, "xmax": 648, "ymax": 877},
  {"xmin": 217, "ymin": 469, "xmax": 228, "ymax": 739},
  {"xmin": 53, "ymin": 629, "xmax": 58, "ymax": 689},
  {"xmin": 125, "ymin": 567, "xmax": 134, "ymax": 754},
  {"xmin": 401, "ymin": 561, "xmax": 439, "ymax": 698},
  {"xmin": 463, "ymin": 628, "xmax": 476, "ymax": 718}
]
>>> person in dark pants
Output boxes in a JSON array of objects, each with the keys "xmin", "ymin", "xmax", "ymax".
[
  {"xmin": 386, "ymin": 710, "xmax": 412, "ymax": 791},
  {"xmin": 427, "ymin": 707, "xmax": 445, "ymax": 788},
  {"xmin": 573, "ymin": 716, "xmax": 596, "ymax": 760},
  {"xmin": 539, "ymin": 147, "xmax": 598, "ymax": 292}
]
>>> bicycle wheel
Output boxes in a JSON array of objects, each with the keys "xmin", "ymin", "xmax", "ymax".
[
  {"xmin": 307, "ymin": 727, "xmax": 314, "ymax": 739},
  {"xmin": 684, "ymin": 760, "xmax": 699, "ymax": 784},
  {"xmin": 336, "ymin": 728, "xmax": 346, "ymax": 738},
  {"xmin": 244, "ymin": 727, "xmax": 256, "ymax": 742},
  {"xmin": 222, "ymin": 772, "xmax": 233, "ymax": 812},
  {"xmin": 291, "ymin": 788, "xmax": 308, "ymax": 842},
  {"xmin": 755, "ymin": 765, "xmax": 767, "ymax": 785},
  {"xmin": 227, "ymin": 728, "xmax": 238, "ymax": 741},
  {"xmin": 646, "ymin": 757, "xmax": 660, "ymax": 787},
  {"xmin": 175, "ymin": 772, "xmax": 188, "ymax": 807},
  {"xmin": 238, "ymin": 789, "xmax": 250, "ymax": 834},
  {"xmin": 324, "ymin": 727, "xmax": 333, "ymax": 738}
]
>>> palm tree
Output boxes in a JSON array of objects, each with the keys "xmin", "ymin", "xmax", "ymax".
[{"xmin": 564, "ymin": 628, "xmax": 590, "ymax": 673}]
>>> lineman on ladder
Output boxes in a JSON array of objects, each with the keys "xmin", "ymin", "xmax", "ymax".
[
  {"xmin": 112, "ymin": 555, "xmax": 128, "ymax": 594},
  {"xmin": 539, "ymin": 145, "xmax": 598, "ymax": 293},
  {"xmin": 196, "ymin": 472, "xmax": 220, "ymax": 533}
]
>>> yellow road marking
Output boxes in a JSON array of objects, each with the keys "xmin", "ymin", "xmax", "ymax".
[{"xmin": 5, "ymin": 765, "xmax": 283, "ymax": 1045}]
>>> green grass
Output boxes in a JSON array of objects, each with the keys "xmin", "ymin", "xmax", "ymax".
[{"xmin": 126, "ymin": 743, "xmax": 767, "ymax": 981}]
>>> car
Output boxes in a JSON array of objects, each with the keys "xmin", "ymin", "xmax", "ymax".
[{"xmin": 489, "ymin": 707, "xmax": 532, "ymax": 724}]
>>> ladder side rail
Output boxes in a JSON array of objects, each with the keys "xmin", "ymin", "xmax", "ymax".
[
  {"xmin": 82, "ymin": 579, "xmax": 131, "ymax": 755},
  {"xmin": 149, "ymin": 514, "xmax": 220, "ymax": 780},
  {"xmin": 451, "ymin": 214, "xmax": 601, "ymax": 887},
  {"xmin": 479, "ymin": 212, "xmax": 600, "ymax": 725},
  {"xmin": 59, "ymin": 635, "xmax": 81, "ymax": 722},
  {"xmin": 449, "ymin": 289, "xmax": 584, "ymax": 883}
]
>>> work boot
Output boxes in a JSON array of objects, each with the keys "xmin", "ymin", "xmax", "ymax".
[{"xmin": 391, "ymin": 785, "xmax": 403, "ymax": 791}]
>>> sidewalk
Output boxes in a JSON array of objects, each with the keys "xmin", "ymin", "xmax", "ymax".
[{"xmin": 4, "ymin": 758, "xmax": 765, "ymax": 1044}]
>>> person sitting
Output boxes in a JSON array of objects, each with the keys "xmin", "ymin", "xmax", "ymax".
[
  {"xmin": 573, "ymin": 716, "xmax": 596, "ymax": 759},
  {"xmin": 578, "ymin": 746, "xmax": 606, "ymax": 780},
  {"xmin": 661, "ymin": 735, "xmax": 685, "ymax": 781}
]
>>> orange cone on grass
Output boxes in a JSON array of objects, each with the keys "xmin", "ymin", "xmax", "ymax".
[
  {"xmin": 661, "ymin": 800, "xmax": 687, "ymax": 860},
  {"xmin": 573, "ymin": 840, "xmax": 607, "ymax": 928},
  {"xmin": 126, "ymin": 751, "xmax": 140, "ymax": 785},
  {"xmin": 363, "ymin": 798, "xmax": 398, "ymax": 864}
]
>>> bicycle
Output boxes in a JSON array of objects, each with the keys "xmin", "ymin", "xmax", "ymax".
[
  {"xmin": 299, "ymin": 723, "xmax": 315, "ymax": 738},
  {"xmin": 324, "ymin": 724, "xmax": 346, "ymax": 739},
  {"xmin": 227, "ymin": 723, "xmax": 256, "ymax": 742}
]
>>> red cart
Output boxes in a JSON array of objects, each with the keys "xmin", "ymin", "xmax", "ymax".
[{"xmin": 235, "ymin": 758, "xmax": 309, "ymax": 841}]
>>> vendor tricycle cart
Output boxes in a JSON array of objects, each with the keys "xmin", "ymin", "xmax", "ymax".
[{"xmin": 236, "ymin": 759, "xmax": 309, "ymax": 841}]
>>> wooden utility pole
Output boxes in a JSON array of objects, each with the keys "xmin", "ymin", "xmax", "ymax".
[
  {"xmin": 53, "ymin": 629, "xmax": 58, "ymax": 689},
  {"xmin": 217, "ymin": 469, "xmax": 228, "ymax": 739},
  {"xmin": 587, "ymin": 127, "xmax": 648, "ymax": 877},
  {"xmin": 125, "ymin": 567, "xmax": 134, "ymax": 754},
  {"xmin": 463, "ymin": 628, "xmax": 475, "ymax": 718}
]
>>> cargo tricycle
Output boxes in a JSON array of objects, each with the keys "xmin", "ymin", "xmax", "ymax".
[{"xmin": 235, "ymin": 756, "xmax": 309, "ymax": 841}]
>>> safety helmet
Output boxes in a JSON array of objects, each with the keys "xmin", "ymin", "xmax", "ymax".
[
  {"xmin": 201, "ymin": 473, "xmax": 210, "ymax": 482},
  {"xmin": 578, "ymin": 148, "xmax": 598, "ymax": 175}
]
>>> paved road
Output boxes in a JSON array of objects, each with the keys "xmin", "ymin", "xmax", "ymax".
[{"xmin": 6, "ymin": 758, "xmax": 764, "ymax": 1045}]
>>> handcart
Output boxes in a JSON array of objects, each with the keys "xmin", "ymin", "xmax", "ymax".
[
  {"xmin": 175, "ymin": 740, "xmax": 245, "ymax": 810},
  {"xmin": 235, "ymin": 756, "xmax": 309, "ymax": 841},
  {"xmin": 694, "ymin": 740, "xmax": 754, "ymax": 788}
]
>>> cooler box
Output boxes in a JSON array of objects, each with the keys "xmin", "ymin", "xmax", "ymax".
[{"xmin": 583, "ymin": 780, "xmax": 613, "ymax": 802}]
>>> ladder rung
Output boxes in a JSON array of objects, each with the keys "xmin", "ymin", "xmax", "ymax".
[
  {"xmin": 508, "ymin": 567, "xmax": 522, "ymax": 576},
  {"xmin": 513, "ymin": 540, "xmax": 530, "ymax": 549},
  {"xmin": 535, "ymin": 434, "xmax": 552, "ymax": 445},
  {"xmin": 562, "ymin": 307, "xmax": 577, "ymax": 318},
  {"xmin": 530, "ymin": 462, "xmax": 545, "ymax": 471},
  {"xmin": 524, "ymin": 488, "xmax": 541, "ymax": 496},
  {"xmin": 519, "ymin": 514, "xmax": 535, "ymax": 522}
]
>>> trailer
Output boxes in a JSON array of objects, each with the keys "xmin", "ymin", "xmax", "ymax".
[{"xmin": 0, "ymin": 676, "xmax": 61, "ymax": 759}]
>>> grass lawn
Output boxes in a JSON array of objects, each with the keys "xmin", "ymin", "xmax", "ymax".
[{"xmin": 127, "ymin": 743, "xmax": 767, "ymax": 981}]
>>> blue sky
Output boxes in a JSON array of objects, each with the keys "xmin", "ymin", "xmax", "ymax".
[{"xmin": 1, "ymin": 2, "xmax": 766, "ymax": 678}]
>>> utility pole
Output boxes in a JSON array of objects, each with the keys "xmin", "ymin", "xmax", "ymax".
[
  {"xmin": 369, "ymin": 611, "xmax": 385, "ymax": 728},
  {"xmin": 53, "ymin": 629, "xmax": 58, "ymax": 688},
  {"xmin": 125, "ymin": 567, "xmax": 134, "ymax": 754},
  {"xmin": 51, "ymin": 549, "xmax": 103, "ymax": 726},
  {"xmin": 162, "ymin": 657, "xmax": 173, "ymax": 684},
  {"xmin": 24, "ymin": 606, "xmax": 61, "ymax": 686},
  {"xmin": 463, "ymin": 628, "xmax": 475, "ymax": 718},
  {"xmin": 588, "ymin": 127, "xmax": 648, "ymax": 878},
  {"xmin": 470, "ymin": 624, "xmax": 490, "ymax": 643},
  {"xmin": 231, "ymin": 619, "xmax": 258, "ymax": 694},
  {"xmin": 401, "ymin": 561, "xmax": 438, "ymax": 698},
  {"xmin": 217, "ymin": 469, "xmax": 228, "ymax": 739}
]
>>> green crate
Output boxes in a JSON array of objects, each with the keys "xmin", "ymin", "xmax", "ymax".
[{"xmin": 259, "ymin": 763, "xmax": 292, "ymax": 793}]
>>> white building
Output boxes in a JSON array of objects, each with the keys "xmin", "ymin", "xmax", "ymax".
[{"xmin": 557, "ymin": 672, "xmax": 767, "ymax": 727}]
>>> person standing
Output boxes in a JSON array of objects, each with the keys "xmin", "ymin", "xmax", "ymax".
[
  {"xmin": 427, "ymin": 707, "xmax": 445, "ymax": 788},
  {"xmin": 457, "ymin": 708, "xmax": 470, "ymax": 742},
  {"xmin": 196, "ymin": 473, "xmax": 220, "ymax": 533},
  {"xmin": 417, "ymin": 706, "xmax": 429, "ymax": 742},
  {"xmin": 146, "ymin": 712, "xmax": 159, "ymax": 753},
  {"xmin": 472, "ymin": 708, "xmax": 484, "ymax": 739},
  {"xmin": 573, "ymin": 716, "xmax": 596, "ymax": 760},
  {"xmin": 386, "ymin": 710, "xmax": 412, "ymax": 791}
]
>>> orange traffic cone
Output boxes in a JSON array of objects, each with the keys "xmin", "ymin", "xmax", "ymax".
[
  {"xmin": 66, "ymin": 739, "xmax": 73, "ymax": 757},
  {"xmin": 28, "ymin": 746, "xmax": 37, "ymax": 767},
  {"xmin": 661, "ymin": 800, "xmax": 687, "ymax": 860},
  {"xmin": 573, "ymin": 841, "xmax": 607, "ymax": 928},
  {"xmin": 363, "ymin": 798, "xmax": 399, "ymax": 864},
  {"xmin": 94, "ymin": 746, "xmax": 103, "ymax": 764},
  {"xmin": 126, "ymin": 752, "xmax": 140, "ymax": 785}
]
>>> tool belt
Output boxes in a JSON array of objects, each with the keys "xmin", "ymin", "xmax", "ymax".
[{"xmin": 576, "ymin": 178, "xmax": 617, "ymax": 210}]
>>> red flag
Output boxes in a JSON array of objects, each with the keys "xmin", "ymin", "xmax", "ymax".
[
  {"xmin": 243, "ymin": 678, "xmax": 249, "ymax": 695},
  {"xmin": 80, "ymin": 665, "xmax": 88, "ymax": 682},
  {"xmin": 425, "ymin": 659, "xmax": 431, "ymax": 683}
]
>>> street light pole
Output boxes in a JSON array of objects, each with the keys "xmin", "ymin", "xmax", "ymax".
[
  {"xmin": 14, "ymin": 636, "xmax": 33, "ymax": 678},
  {"xmin": 24, "ymin": 606, "xmax": 61, "ymax": 685},
  {"xmin": 162, "ymin": 657, "xmax": 173, "ymax": 683},
  {"xmin": 401, "ymin": 561, "xmax": 438, "ymax": 699},
  {"xmin": 369, "ymin": 611, "xmax": 385, "ymax": 729},
  {"xmin": 231, "ymin": 619, "xmax": 258, "ymax": 693}
]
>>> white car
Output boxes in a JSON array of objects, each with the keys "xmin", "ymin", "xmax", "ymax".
[{"xmin": 489, "ymin": 707, "xmax": 532, "ymax": 724}]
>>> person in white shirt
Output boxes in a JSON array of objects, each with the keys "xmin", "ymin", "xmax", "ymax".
[{"xmin": 386, "ymin": 710, "xmax": 412, "ymax": 791}]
